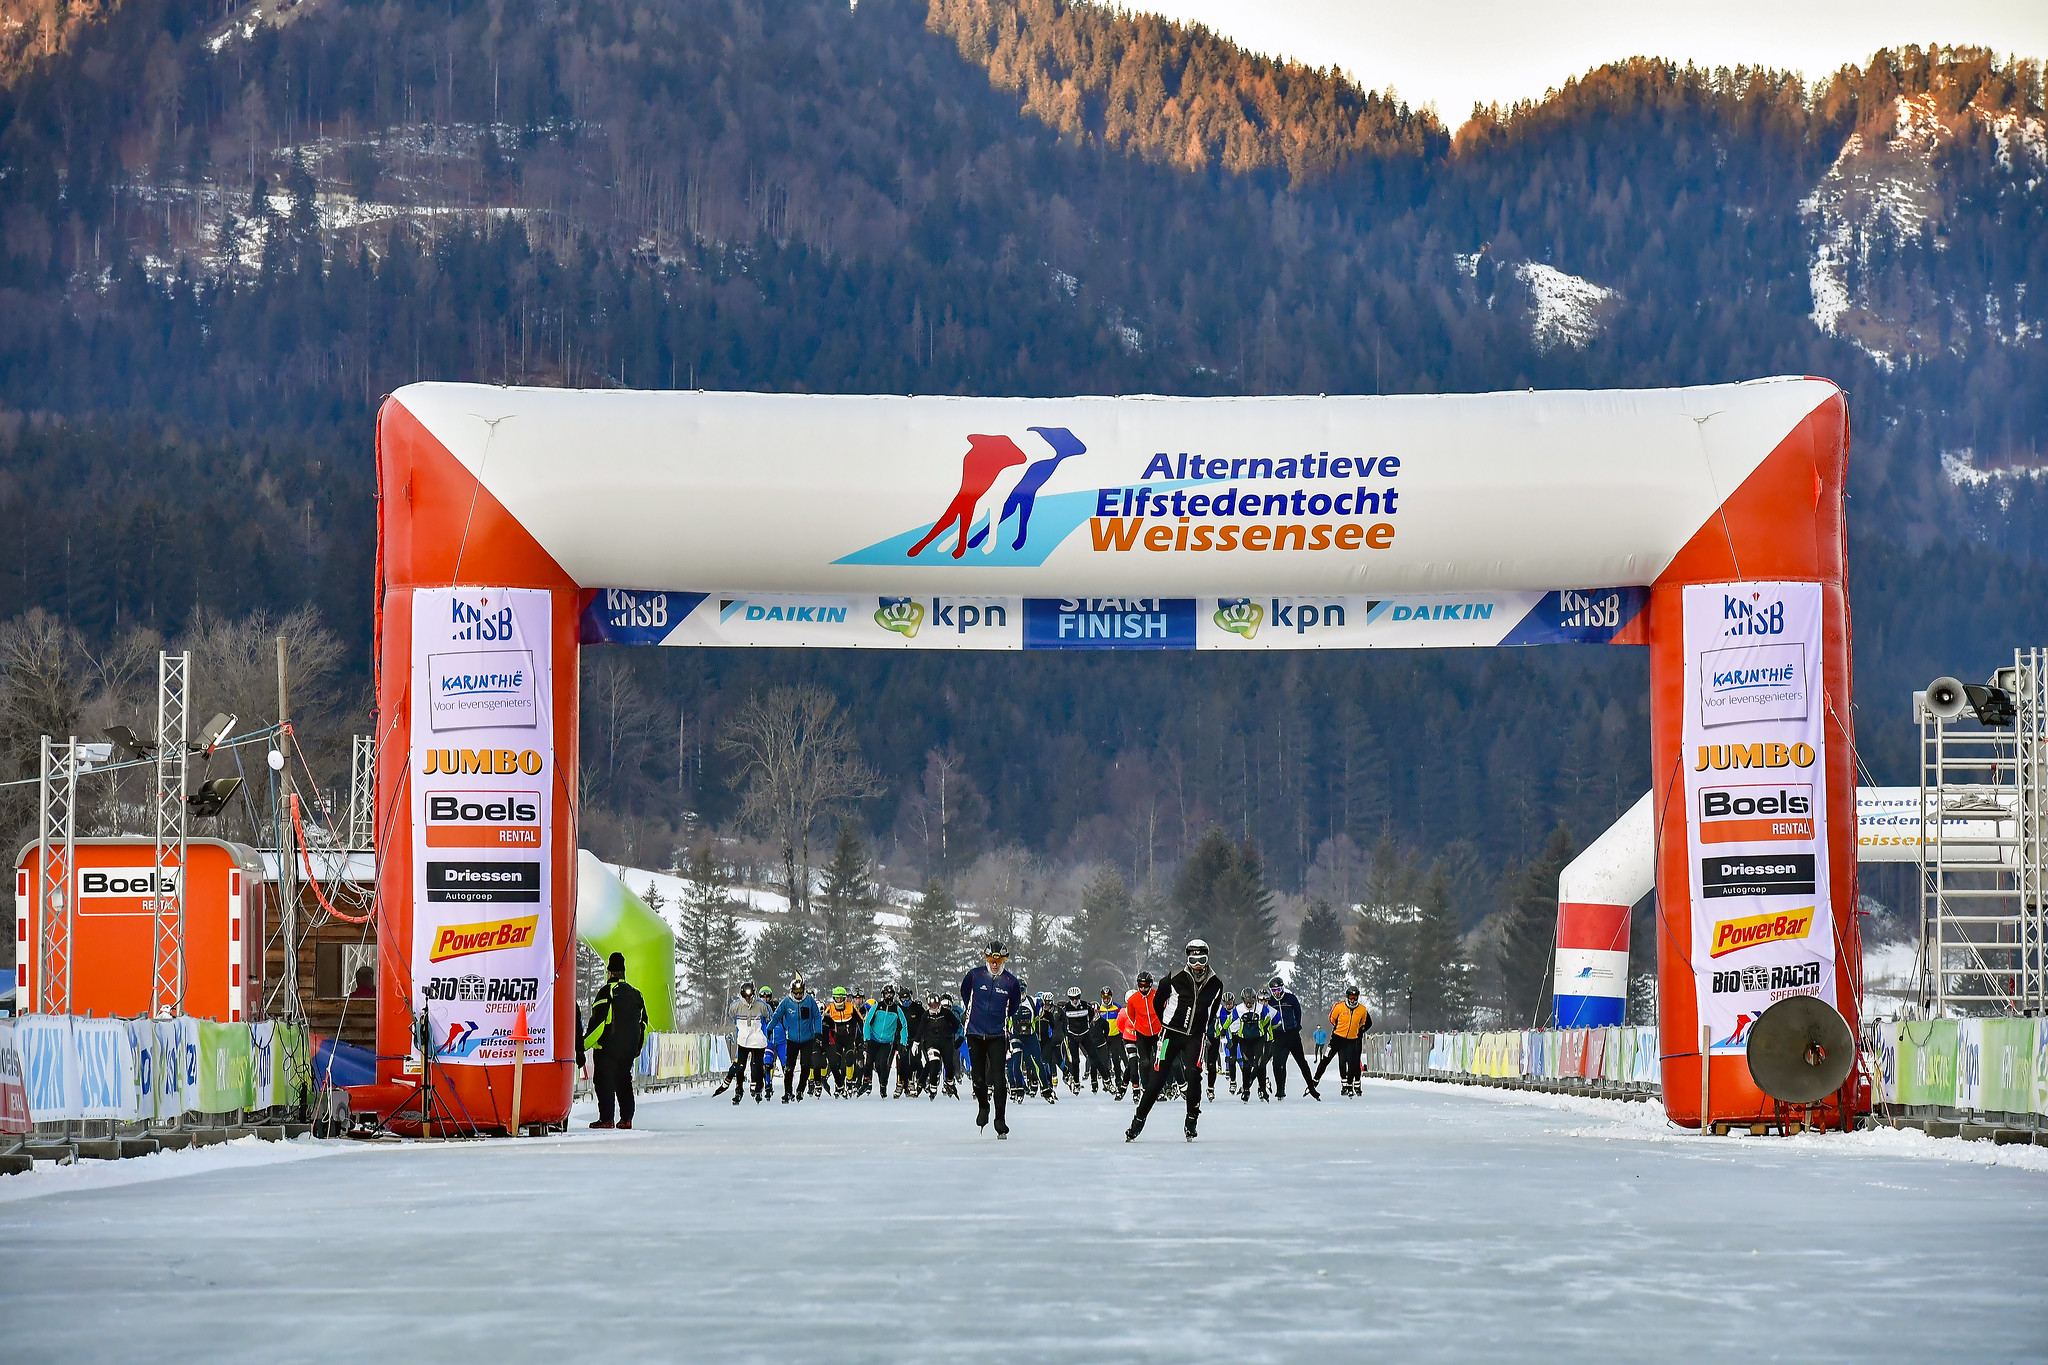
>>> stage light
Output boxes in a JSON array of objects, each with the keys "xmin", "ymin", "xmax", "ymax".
[
  {"xmin": 194, "ymin": 712, "xmax": 237, "ymax": 753},
  {"xmin": 103, "ymin": 724, "xmax": 157, "ymax": 761},
  {"xmin": 186, "ymin": 776, "xmax": 243, "ymax": 819}
]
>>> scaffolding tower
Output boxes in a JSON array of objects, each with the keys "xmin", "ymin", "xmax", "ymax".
[
  {"xmin": 152, "ymin": 651, "xmax": 191, "ymax": 1018},
  {"xmin": 34, "ymin": 735, "xmax": 79, "ymax": 1015},
  {"xmin": 1916, "ymin": 648, "xmax": 2046, "ymax": 1016},
  {"xmin": 348, "ymin": 734, "xmax": 375, "ymax": 851}
]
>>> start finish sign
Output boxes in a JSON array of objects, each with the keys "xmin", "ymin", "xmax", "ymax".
[
  {"xmin": 1682, "ymin": 582, "xmax": 1836, "ymax": 1055},
  {"xmin": 409, "ymin": 587, "xmax": 556, "ymax": 1068}
]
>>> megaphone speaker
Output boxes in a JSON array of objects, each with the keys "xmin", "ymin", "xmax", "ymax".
[
  {"xmin": 1745, "ymin": 994, "xmax": 1855, "ymax": 1105},
  {"xmin": 1925, "ymin": 676, "xmax": 1967, "ymax": 721}
]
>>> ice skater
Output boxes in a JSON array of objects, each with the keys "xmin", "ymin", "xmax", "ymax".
[
  {"xmin": 862, "ymin": 985, "xmax": 911, "ymax": 1096},
  {"xmin": 908, "ymin": 434, "xmax": 1029, "ymax": 559},
  {"xmin": 1120, "ymin": 971, "xmax": 1161, "ymax": 1103},
  {"xmin": 771, "ymin": 977, "xmax": 824, "ymax": 1102},
  {"xmin": 1265, "ymin": 978, "xmax": 1321, "ymax": 1100},
  {"xmin": 1314, "ymin": 987, "xmax": 1373, "ymax": 1096},
  {"xmin": 961, "ymin": 939, "xmax": 1024, "ymax": 1137},
  {"xmin": 1126, "ymin": 940, "xmax": 1227, "ymax": 1143}
]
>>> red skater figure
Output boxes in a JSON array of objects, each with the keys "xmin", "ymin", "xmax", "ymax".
[{"xmin": 908, "ymin": 434, "xmax": 1029, "ymax": 559}]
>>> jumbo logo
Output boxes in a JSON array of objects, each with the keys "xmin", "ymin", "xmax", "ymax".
[
  {"xmin": 1693, "ymin": 742, "xmax": 1815, "ymax": 772},
  {"xmin": 421, "ymin": 749, "xmax": 545, "ymax": 775},
  {"xmin": 429, "ymin": 915, "xmax": 539, "ymax": 963},
  {"xmin": 1708, "ymin": 908, "xmax": 1815, "ymax": 958},
  {"xmin": 1698, "ymin": 784, "xmax": 1813, "ymax": 843}
]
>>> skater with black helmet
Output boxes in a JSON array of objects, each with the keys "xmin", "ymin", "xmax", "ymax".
[
  {"xmin": 863, "ymin": 984, "xmax": 911, "ymax": 1096},
  {"xmin": 1121, "ymin": 970, "xmax": 1162, "ymax": 1102},
  {"xmin": 961, "ymin": 939, "xmax": 1024, "ymax": 1137},
  {"xmin": 1315, "ymin": 986, "xmax": 1374, "ymax": 1096},
  {"xmin": 771, "ymin": 977, "xmax": 824, "ymax": 1102},
  {"xmin": 1125, "ymin": 940, "xmax": 1227, "ymax": 1142},
  {"xmin": 1264, "ymin": 977, "xmax": 1322, "ymax": 1100}
]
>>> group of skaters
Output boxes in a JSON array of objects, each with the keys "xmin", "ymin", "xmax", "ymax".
[{"xmin": 710, "ymin": 938, "xmax": 1375, "ymax": 1142}]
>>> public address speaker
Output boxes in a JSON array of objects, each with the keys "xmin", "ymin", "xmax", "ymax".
[{"xmin": 1745, "ymin": 995, "xmax": 1856, "ymax": 1105}]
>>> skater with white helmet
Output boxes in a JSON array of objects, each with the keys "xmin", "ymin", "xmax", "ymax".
[{"xmin": 1125, "ymin": 940, "xmax": 1227, "ymax": 1143}]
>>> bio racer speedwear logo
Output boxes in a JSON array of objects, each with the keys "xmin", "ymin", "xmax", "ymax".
[
  {"xmin": 429, "ymin": 915, "xmax": 540, "ymax": 963},
  {"xmin": 1708, "ymin": 908, "xmax": 1814, "ymax": 958}
]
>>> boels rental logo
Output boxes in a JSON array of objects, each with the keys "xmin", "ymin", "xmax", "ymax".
[{"xmin": 836, "ymin": 427, "xmax": 1404, "ymax": 568}]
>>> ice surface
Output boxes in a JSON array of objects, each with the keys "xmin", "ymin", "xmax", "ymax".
[{"xmin": 3, "ymin": 1080, "xmax": 2044, "ymax": 1360}]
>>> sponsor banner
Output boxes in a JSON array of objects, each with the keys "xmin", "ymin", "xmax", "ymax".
[
  {"xmin": 1682, "ymin": 583, "xmax": 1835, "ymax": 1055},
  {"xmin": 1977, "ymin": 1018, "xmax": 2034, "ymax": 1115},
  {"xmin": 579, "ymin": 586, "xmax": 1647, "ymax": 651},
  {"xmin": 0, "ymin": 1021, "xmax": 29, "ymax": 1134},
  {"xmin": 16, "ymin": 1015, "xmax": 76, "ymax": 1121},
  {"xmin": 196, "ymin": 1019, "xmax": 253, "ymax": 1112},
  {"xmin": 74, "ymin": 1018, "xmax": 135, "ymax": 1120},
  {"xmin": 252, "ymin": 1022, "xmax": 275, "ymax": 1110},
  {"xmin": 1854, "ymin": 785, "xmax": 2015, "ymax": 864},
  {"xmin": 1553, "ymin": 947, "xmax": 1628, "ymax": 999},
  {"xmin": 411, "ymin": 587, "xmax": 557, "ymax": 1068},
  {"xmin": 75, "ymin": 866, "xmax": 181, "ymax": 918}
]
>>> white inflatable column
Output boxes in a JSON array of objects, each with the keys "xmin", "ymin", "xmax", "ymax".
[{"xmin": 1553, "ymin": 792, "xmax": 1654, "ymax": 1027}]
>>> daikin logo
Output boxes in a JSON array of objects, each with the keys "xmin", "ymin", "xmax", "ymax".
[{"xmin": 720, "ymin": 599, "xmax": 850, "ymax": 625}]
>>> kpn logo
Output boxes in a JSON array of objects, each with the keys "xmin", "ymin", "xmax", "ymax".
[
  {"xmin": 1214, "ymin": 599, "xmax": 1264, "ymax": 640},
  {"xmin": 876, "ymin": 598, "xmax": 926, "ymax": 639}
]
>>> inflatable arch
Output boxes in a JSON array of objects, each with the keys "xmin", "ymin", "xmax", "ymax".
[{"xmin": 363, "ymin": 377, "xmax": 1858, "ymax": 1130}]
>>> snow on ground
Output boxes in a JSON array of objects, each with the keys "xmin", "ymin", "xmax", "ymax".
[
  {"xmin": 4, "ymin": 1081, "xmax": 2043, "ymax": 1359},
  {"xmin": 0, "ymin": 1133, "xmax": 347, "ymax": 1206}
]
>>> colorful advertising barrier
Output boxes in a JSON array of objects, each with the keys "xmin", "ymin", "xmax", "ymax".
[
  {"xmin": 9, "ymin": 1016, "xmax": 311, "ymax": 1122},
  {"xmin": 1872, "ymin": 1018, "xmax": 2047, "ymax": 1116}
]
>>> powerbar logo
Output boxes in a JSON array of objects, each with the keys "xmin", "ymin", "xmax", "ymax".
[
  {"xmin": 428, "ymin": 915, "xmax": 540, "ymax": 963},
  {"xmin": 1711, "ymin": 962, "xmax": 1824, "ymax": 993},
  {"xmin": 1708, "ymin": 908, "xmax": 1814, "ymax": 958}
]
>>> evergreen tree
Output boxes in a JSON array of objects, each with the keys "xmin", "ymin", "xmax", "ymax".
[
  {"xmin": 750, "ymin": 912, "xmax": 814, "ymax": 997},
  {"xmin": 1498, "ymin": 822, "xmax": 1575, "ymax": 1027},
  {"xmin": 1172, "ymin": 827, "xmax": 1277, "ymax": 988},
  {"xmin": 676, "ymin": 844, "xmax": 744, "ymax": 1025},
  {"xmin": 1072, "ymin": 866, "xmax": 1140, "ymax": 995},
  {"xmin": 1290, "ymin": 898, "xmax": 1348, "ymax": 1019},
  {"xmin": 1407, "ymin": 862, "xmax": 1473, "ymax": 1030},
  {"xmin": 1353, "ymin": 835, "xmax": 1417, "ymax": 1019},
  {"xmin": 816, "ymin": 825, "xmax": 882, "ymax": 988},
  {"xmin": 898, "ymin": 878, "xmax": 969, "ymax": 987}
]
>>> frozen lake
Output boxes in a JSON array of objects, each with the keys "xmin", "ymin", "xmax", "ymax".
[{"xmin": 4, "ymin": 1079, "xmax": 2045, "ymax": 1361}]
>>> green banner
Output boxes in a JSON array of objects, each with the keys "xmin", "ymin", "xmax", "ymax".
[
  {"xmin": 197, "ymin": 1021, "xmax": 255, "ymax": 1113},
  {"xmin": 273, "ymin": 1024, "xmax": 311, "ymax": 1112},
  {"xmin": 1978, "ymin": 1018, "xmax": 2036, "ymax": 1115},
  {"xmin": 1894, "ymin": 1020, "xmax": 1957, "ymax": 1106}
]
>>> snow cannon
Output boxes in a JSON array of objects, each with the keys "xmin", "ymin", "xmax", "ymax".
[
  {"xmin": 576, "ymin": 852, "xmax": 675, "ymax": 1033},
  {"xmin": 1552, "ymin": 793, "xmax": 1652, "ymax": 1027}
]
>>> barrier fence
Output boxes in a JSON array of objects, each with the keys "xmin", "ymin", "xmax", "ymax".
[
  {"xmin": 0, "ymin": 1015, "xmax": 313, "ymax": 1134},
  {"xmin": 1869, "ymin": 1018, "xmax": 2048, "ymax": 1122},
  {"xmin": 635, "ymin": 1031, "xmax": 732, "ymax": 1083},
  {"xmin": 1362, "ymin": 1025, "xmax": 1662, "ymax": 1095}
]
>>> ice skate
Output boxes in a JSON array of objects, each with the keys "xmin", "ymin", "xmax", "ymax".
[
  {"xmin": 1124, "ymin": 1115, "xmax": 1145, "ymax": 1142},
  {"xmin": 1184, "ymin": 1115, "xmax": 1198, "ymax": 1141}
]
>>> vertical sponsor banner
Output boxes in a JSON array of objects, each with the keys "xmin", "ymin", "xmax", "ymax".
[
  {"xmin": 196, "ymin": 1021, "xmax": 254, "ymax": 1112},
  {"xmin": 410, "ymin": 587, "xmax": 556, "ymax": 1067},
  {"xmin": 1683, "ymin": 583, "xmax": 1835, "ymax": 1055},
  {"xmin": 74, "ymin": 1018, "xmax": 136, "ymax": 1120},
  {"xmin": 0, "ymin": 1021, "xmax": 30, "ymax": 1134},
  {"xmin": 17, "ymin": 1015, "xmax": 77, "ymax": 1121},
  {"xmin": 252, "ymin": 1022, "xmax": 276, "ymax": 1110}
]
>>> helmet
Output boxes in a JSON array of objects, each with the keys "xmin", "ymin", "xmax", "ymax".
[
  {"xmin": 833, "ymin": 986, "xmax": 848, "ymax": 999},
  {"xmin": 1036, "ymin": 991, "xmax": 1050, "ymax": 1004},
  {"xmin": 984, "ymin": 939, "xmax": 1008, "ymax": 959},
  {"xmin": 1241, "ymin": 988, "xmax": 1256, "ymax": 1002},
  {"xmin": 881, "ymin": 984, "xmax": 897, "ymax": 998},
  {"xmin": 1345, "ymin": 985, "xmax": 1361, "ymax": 999},
  {"xmin": 1136, "ymin": 971, "xmax": 1153, "ymax": 989},
  {"xmin": 1067, "ymin": 986, "xmax": 1082, "ymax": 999},
  {"xmin": 791, "ymin": 976, "xmax": 806, "ymax": 992},
  {"xmin": 739, "ymin": 981, "xmax": 755, "ymax": 996},
  {"xmin": 1268, "ymin": 977, "xmax": 1284, "ymax": 993},
  {"xmin": 1186, "ymin": 940, "xmax": 1211, "ymax": 966}
]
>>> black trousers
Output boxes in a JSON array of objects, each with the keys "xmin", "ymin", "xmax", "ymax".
[
  {"xmin": 594, "ymin": 1049, "xmax": 636, "ymax": 1124},
  {"xmin": 783, "ymin": 1038, "xmax": 818, "ymax": 1096},
  {"xmin": 1274, "ymin": 1029, "xmax": 1314, "ymax": 1095},
  {"xmin": 1125, "ymin": 1035, "xmax": 1158, "ymax": 1094},
  {"xmin": 967, "ymin": 1034, "xmax": 1009, "ymax": 1126},
  {"xmin": 1133, "ymin": 1033, "xmax": 1201, "ymax": 1125},
  {"xmin": 1239, "ymin": 1039, "xmax": 1269, "ymax": 1099},
  {"xmin": 866, "ymin": 1041, "xmax": 899, "ymax": 1094},
  {"xmin": 1315, "ymin": 1035, "xmax": 1363, "ymax": 1083},
  {"xmin": 1203, "ymin": 1034, "xmax": 1221, "ymax": 1089}
]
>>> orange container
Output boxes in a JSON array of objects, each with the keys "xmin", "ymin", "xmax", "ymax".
[{"xmin": 13, "ymin": 838, "xmax": 267, "ymax": 1021}]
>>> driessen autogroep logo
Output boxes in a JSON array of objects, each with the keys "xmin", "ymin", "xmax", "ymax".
[
  {"xmin": 1700, "ymin": 854, "xmax": 1816, "ymax": 900},
  {"xmin": 424, "ymin": 861, "xmax": 542, "ymax": 904}
]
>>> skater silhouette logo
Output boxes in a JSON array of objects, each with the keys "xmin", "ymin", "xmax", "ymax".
[{"xmin": 907, "ymin": 427, "xmax": 1087, "ymax": 560}]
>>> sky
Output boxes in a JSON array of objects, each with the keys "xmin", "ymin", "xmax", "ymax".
[{"xmin": 1123, "ymin": 0, "xmax": 2048, "ymax": 128}]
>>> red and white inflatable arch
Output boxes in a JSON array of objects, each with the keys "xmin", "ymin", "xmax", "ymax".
[{"xmin": 364, "ymin": 377, "xmax": 1856, "ymax": 1130}]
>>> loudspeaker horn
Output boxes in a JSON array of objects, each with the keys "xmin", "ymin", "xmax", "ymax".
[
  {"xmin": 1925, "ymin": 676, "xmax": 1967, "ymax": 721},
  {"xmin": 1745, "ymin": 994, "xmax": 1855, "ymax": 1105}
]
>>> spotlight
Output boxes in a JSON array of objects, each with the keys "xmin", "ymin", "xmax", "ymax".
[
  {"xmin": 103, "ymin": 724, "xmax": 158, "ymax": 762},
  {"xmin": 194, "ymin": 713, "xmax": 237, "ymax": 754},
  {"xmin": 186, "ymin": 776, "xmax": 244, "ymax": 819}
]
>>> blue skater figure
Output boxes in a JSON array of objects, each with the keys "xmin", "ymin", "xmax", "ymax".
[{"xmin": 969, "ymin": 426, "xmax": 1085, "ymax": 551}]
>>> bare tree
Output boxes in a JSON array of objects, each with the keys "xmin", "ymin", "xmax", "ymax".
[{"xmin": 718, "ymin": 685, "xmax": 881, "ymax": 916}]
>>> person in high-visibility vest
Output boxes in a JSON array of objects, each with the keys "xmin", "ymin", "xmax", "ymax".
[
  {"xmin": 1315, "ymin": 986, "xmax": 1375, "ymax": 1097},
  {"xmin": 1096, "ymin": 989, "xmax": 1124, "ymax": 1096},
  {"xmin": 583, "ymin": 952, "xmax": 649, "ymax": 1129}
]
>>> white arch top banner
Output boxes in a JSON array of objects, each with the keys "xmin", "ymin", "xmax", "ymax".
[{"xmin": 393, "ymin": 378, "xmax": 1838, "ymax": 616}]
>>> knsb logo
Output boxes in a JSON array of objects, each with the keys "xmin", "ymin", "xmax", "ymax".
[
  {"xmin": 1708, "ymin": 907, "xmax": 1815, "ymax": 958},
  {"xmin": 1214, "ymin": 599, "xmax": 1263, "ymax": 640},
  {"xmin": 429, "ymin": 914, "xmax": 540, "ymax": 963},
  {"xmin": 876, "ymin": 598, "xmax": 925, "ymax": 638},
  {"xmin": 449, "ymin": 595, "xmax": 516, "ymax": 642},
  {"xmin": 1724, "ymin": 591, "xmax": 1786, "ymax": 638}
]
